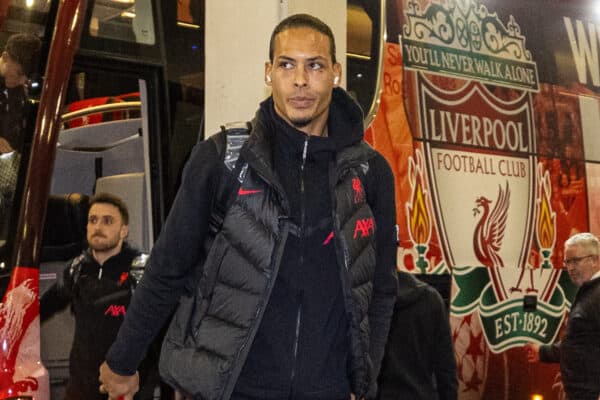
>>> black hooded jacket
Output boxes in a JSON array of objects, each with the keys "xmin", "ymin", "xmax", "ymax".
[
  {"xmin": 40, "ymin": 244, "xmax": 157, "ymax": 400},
  {"xmin": 233, "ymin": 89, "xmax": 381, "ymax": 399},
  {"xmin": 377, "ymin": 272, "xmax": 457, "ymax": 400},
  {"xmin": 539, "ymin": 276, "xmax": 600, "ymax": 400},
  {"xmin": 106, "ymin": 88, "xmax": 397, "ymax": 399},
  {"xmin": 0, "ymin": 76, "xmax": 27, "ymax": 151}
]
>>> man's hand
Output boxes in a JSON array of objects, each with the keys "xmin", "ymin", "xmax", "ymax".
[
  {"xmin": 552, "ymin": 372, "xmax": 566, "ymax": 400},
  {"xmin": 99, "ymin": 361, "xmax": 139, "ymax": 400},
  {"xmin": 524, "ymin": 343, "xmax": 540, "ymax": 363}
]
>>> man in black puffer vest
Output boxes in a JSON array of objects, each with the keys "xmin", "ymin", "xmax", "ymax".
[{"xmin": 100, "ymin": 13, "xmax": 398, "ymax": 400}]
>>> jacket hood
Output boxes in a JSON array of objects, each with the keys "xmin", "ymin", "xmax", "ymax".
[
  {"xmin": 82, "ymin": 242, "xmax": 139, "ymax": 275},
  {"xmin": 328, "ymin": 87, "xmax": 365, "ymax": 148},
  {"xmin": 242, "ymin": 87, "xmax": 368, "ymax": 199},
  {"xmin": 257, "ymin": 87, "xmax": 365, "ymax": 154},
  {"xmin": 396, "ymin": 272, "xmax": 428, "ymax": 308}
]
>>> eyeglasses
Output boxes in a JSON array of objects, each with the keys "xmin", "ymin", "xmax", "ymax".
[{"xmin": 562, "ymin": 254, "xmax": 596, "ymax": 268}]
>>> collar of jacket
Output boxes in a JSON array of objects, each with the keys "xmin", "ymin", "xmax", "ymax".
[
  {"xmin": 84, "ymin": 242, "xmax": 138, "ymax": 269},
  {"xmin": 579, "ymin": 274, "xmax": 600, "ymax": 294},
  {"xmin": 239, "ymin": 88, "xmax": 370, "ymax": 188}
]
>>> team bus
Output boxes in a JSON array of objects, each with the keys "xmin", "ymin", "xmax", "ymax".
[{"xmin": 0, "ymin": 0, "xmax": 597, "ymax": 399}]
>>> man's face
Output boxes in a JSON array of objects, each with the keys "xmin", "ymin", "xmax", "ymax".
[
  {"xmin": 87, "ymin": 203, "xmax": 128, "ymax": 253},
  {"xmin": 0, "ymin": 52, "xmax": 26, "ymax": 89},
  {"xmin": 265, "ymin": 27, "xmax": 341, "ymax": 136},
  {"xmin": 563, "ymin": 243, "xmax": 599, "ymax": 287}
]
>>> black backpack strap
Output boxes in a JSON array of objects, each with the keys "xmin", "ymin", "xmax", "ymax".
[
  {"xmin": 68, "ymin": 253, "xmax": 86, "ymax": 285},
  {"xmin": 208, "ymin": 122, "xmax": 251, "ymax": 235}
]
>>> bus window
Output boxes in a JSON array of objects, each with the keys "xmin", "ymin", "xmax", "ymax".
[
  {"xmin": 346, "ymin": 0, "xmax": 383, "ymax": 126},
  {"xmin": 89, "ymin": 0, "xmax": 156, "ymax": 45},
  {"xmin": 0, "ymin": 0, "xmax": 52, "ymax": 38},
  {"xmin": 0, "ymin": 1, "xmax": 48, "ymax": 264},
  {"xmin": 162, "ymin": 0, "xmax": 204, "ymax": 205}
]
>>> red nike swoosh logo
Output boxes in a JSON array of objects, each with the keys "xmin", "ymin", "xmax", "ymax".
[{"xmin": 238, "ymin": 188, "xmax": 262, "ymax": 195}]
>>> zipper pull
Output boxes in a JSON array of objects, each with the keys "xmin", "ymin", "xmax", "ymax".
[
  {"xmin": 98, "ymin": 267, "xmax": 103, "ymax": 279},
  {"xmin": 301, "ymin": 136, "xmax": 308, "ymax": 171}
]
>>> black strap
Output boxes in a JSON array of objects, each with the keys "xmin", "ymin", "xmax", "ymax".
[{"xmin": 207, "ymin": 124, "xmax": 251, "ymax": 234}]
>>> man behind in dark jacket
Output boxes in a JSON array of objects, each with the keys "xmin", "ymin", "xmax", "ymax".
[
  {"xmin": 0, "ymin": 32, "xmax": 41, "ymax": 153},
  {"xmin": 100, "ymin": 13, "xmax": 398, "ymax": 400},
  {"xmin": 377, "ymin": 272, "xmax": 457, "ymax": 400},
  {"xmin": 524, "ymin": 232, "xmax": 600, "ymax": 400},
  {"xmin": 41, "ymin": 193, "xmax": 157, "ymax": 400},
  {"xmin": 0, "ymin": 33, "xmax": 41, "ymax": 237}
]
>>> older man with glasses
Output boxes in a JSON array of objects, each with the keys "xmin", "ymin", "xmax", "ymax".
[{"xmin": 524, "ymin": 232, "xmax": 600, "ymax": 400}]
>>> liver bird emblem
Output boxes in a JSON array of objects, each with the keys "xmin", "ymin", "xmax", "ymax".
[{"xmin": 473, "ymin": 182, "xmax": 510, "ymax": 269}]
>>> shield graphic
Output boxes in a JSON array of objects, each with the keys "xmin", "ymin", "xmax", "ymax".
[
  {"xmin": 407, "ymin": 74, "xmax": 566, "ymax": 352},
  {"xmin": 394, "ymin": 1, "xmax": 576, "ymax": 396},
  {"xmin": 418, "ymin": 76, "xmax": 536, "ymax": 298}
]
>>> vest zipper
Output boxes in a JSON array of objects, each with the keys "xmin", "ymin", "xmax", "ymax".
[
  {"xmin": 289, "ymin": 305, "xmax": 302, "ymax": 390},
  {"xmin": 290, "ymin": 135, "xmax": 309, "ymax": 392},
  {"xmin": 301, "ymin": 136, "xmax": 308, "ymax": 169},
  {"xmin": 300, "ymin": 135, "xmax": 308, "ymax": 235}
]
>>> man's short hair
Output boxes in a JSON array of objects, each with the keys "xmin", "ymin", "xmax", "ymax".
[
  {"xmin": 269, "ymin": 13, "xmax": 337, "ymax": 64},
  {"xmin": 5, "ymin": 33, "xmax": 41, "ymax": 77},
  {"xmin": 565, "ymin": 232, "xmax": 600, "ymax": 256},
  {"xmin": 89, "ymin": 192, "xmax": 129, "ymax": 225}
]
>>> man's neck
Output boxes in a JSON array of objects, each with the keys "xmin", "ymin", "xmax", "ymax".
[
  {"xmin": 92, "ymin": 244, "xmax": 123, "ymax": 266},
  {"xmin": 295, "ymin": 119, "xmax": 328, "ymax": 137}
]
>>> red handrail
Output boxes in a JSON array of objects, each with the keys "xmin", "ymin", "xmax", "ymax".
[{"xmin": 13, "ymin": 0, "xmax": 88, "ymax": 268}]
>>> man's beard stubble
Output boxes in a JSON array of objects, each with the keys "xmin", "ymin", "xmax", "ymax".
[
  {"xmin": 290, "ymin": 117, "xmax": 311, "ymax": 128},
  {"xmin": 89, "ymin": 234, "xmax": 120, "ymax": 252}
]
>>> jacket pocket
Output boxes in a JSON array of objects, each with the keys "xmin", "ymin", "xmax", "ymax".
[
  {"xmin": 191, "ymin": 234, "xmax": 229, "ymax": 334},
  {"xmin": 159, "ymin": 234, "xmax": 230, "ymax": 398}
]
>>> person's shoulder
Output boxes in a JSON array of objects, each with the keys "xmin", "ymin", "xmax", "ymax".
[
  {"xmin": 366, "ymin": 149, "xmax": 392, "ymax": 172},
  {"xmin": 189, "ymin": 134, "xmax": 222, "ymax": 162},
  {"xmin": 357, "ymin": 146, "xmax": 392, "ymax": 179},
  {"xmin": 68, "ymin": 250, "xmax": 90, "ymax": 267},
  {"xmin": 185, "ymin": 126, "xmax": 250, "ymax": 174},
  {"xmin": 580, "ymin": 277, "xmax": 600, "ymax": 306},
  {"xmin": 586, "ymin": 275, "xmax": 600, "ymax": 288},
  {"xmin": 128, "ymin": 250, "xmax": 149, "ymax": 286},
  {"xmin": 131, "ymin": 252, "xmax": 149, "ymax": 267},
  {"xmin": 120, "ymin": 243, "xmax": 146, "ymax": 261},
  {"xmin": 177, "ymin": 135, "xmax": 224, "ymax": 185},
  {"xmin": 64, "ymin": 251, "xmax": 90, "ymax": 281},
  {"xmin": 422, "ymin": 281, "xmax": 445, "ymax": 304},
  {"xmin": 405, "ymin": 273, "xmax": 446, "ymax": 306},
  {"xmin": 362, "ymin": 149, "xmax": 394, "ymax": 195},
  {"xmin": 580, "ymin": 276, "xmax": 600, "ymax": 296}
]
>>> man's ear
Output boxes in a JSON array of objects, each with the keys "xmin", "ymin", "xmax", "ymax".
[
  {"xmin": 265, "ymin": 61, "xmax": 273, "ymax": 86},
  {"xmin": 120, "ymin": 225, "xmax": 129, "ymax": 240},
  {"xmin": 333, "ymin": 62, "xmax": 342, "ymax": 86}
]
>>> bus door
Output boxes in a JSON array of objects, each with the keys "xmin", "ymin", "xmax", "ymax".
[
  {"xmin": 0, "ymin": 0, "xmax": 86, "ymax": 398},
  {"xmin": 38, "ymin": 1, "xmax": 169, "ymax": 398}
]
